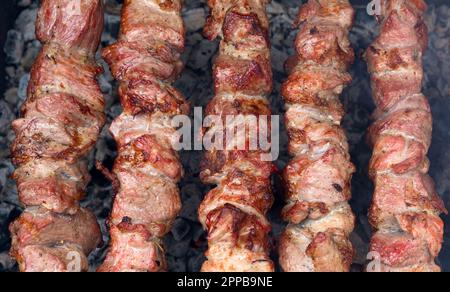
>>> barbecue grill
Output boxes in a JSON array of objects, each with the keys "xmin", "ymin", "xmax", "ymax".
[{"xmin": 0, "ymin": 0, "xmax": 449, "ymax": 272}]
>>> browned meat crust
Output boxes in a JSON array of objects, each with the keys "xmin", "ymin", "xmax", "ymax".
[
  {"xmin": 278, "ymin": 0, "xmax": 356, "ymax": 272},
  {"xmin": 366, "ymin": 0, "xmax": 447, "ymax": 272},
  {"xmin": 198, "ymin": 0, "xmax": 275, "ymax": 272},
  {"xmin": 9, "ymin": 0, "xmax": 104, "ymax": 272},
  {"xmin": 97, "ymin": 0, "xmax": 188, "ymax": 272}
]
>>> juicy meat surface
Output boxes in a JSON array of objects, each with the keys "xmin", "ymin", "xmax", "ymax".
[
  {"xmin": 278, "ymin": 0, "xmax": 356, "ymax": 272},
  {"xmin": 98, "ymin": 0, "xmax": 188, "ymax": 272},
  {"xmin": 9, "ymin": 0, "xmax": 104, "ymax": 272},
  {"xmin": 10, "ymin": 206, "xmax": 101, "ymax": 272},
  {"xmin": 366, "ymin": 0, "xmax": 447, "ymax": 272},
  {"xmin": 10, "ymin": 207, "xmax": 101, "ymax": 257},
  {"xmin": 198, "ymin": 0, "xmax": 275, "ymax": 272}
]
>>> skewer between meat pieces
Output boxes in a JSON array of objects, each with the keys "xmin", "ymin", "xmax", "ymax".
[{"xmin": 366, "ymin": 0, "xmax": 447, "ymax": 272}]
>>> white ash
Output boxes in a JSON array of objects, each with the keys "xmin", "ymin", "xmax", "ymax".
[
  {"xmin": 183, "ymin": 8, "xmax": 206, "ymax": 32},
  {"xmin": 17, "ymin": 73, "xmax": 29, "ymax": 101},
  {"xmin": 16, "ymin": 0, "xmax": 32, "ymax": 8},
  {"xmin": 187, "ymin": 39, "xmax": 217, "ymax": 70},
  {"xmin": 14, "ymin": 7, "xmax": 37, "ymax": 42},
  {"xmin": 20, "ymin": 40, "xmax": 40, "ymax": 70},
  {"xmin": 0, "ymin": 101, "xmax": 14, "ymax": 132}
]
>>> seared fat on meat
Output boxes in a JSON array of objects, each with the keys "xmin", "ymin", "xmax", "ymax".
[
  {"xmin": 366, "ymin": 0, "xmax": 447, "ymax": 272},
  {"xmin": 97, "ymin": 0, "xmax": 188, "ymax": 272},
  {"xmin": 278, "ymin": 0, "xmax": 356, "ymax": 272},
  {"xmin": 198, "ymin": 0, "xmax": 275, "ymax": 272},
  {"xmin": 9, "ymin": 0, "xmax": 104, "ymax": 272}
]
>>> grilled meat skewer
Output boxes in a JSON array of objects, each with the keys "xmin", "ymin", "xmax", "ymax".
[
  {"xmin": 198, "ymin": 0, "xmax": 275, "ymax": 272},
  {"xmin": 98, "ymin": 0, "xmax": 188, "ymax": 272},
  {"xmin": 9, "ymin": 0, "xmax": 104, "ymax": 272},
  {"xmin": 278, "ymin": 0, "xmax": 356, "ymax": 272}
]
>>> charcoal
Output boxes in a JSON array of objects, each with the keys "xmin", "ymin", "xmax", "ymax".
[
  {"xmin": 180, "ymin": 184, "xmax": 202, "ymax": 222},
  {"xmin": 167, "ymin": 255, "xmax": 187, "ymax": 272},
  {"xmin": 268, "ymin": 2, "xmax": 287, "ymax": 17},
  {"xmin": 175, "ymin": 69, "xmax": 200, "ymax": 100},
  {"xmin": 171, "ymin": 218, "xmax": 191, "ymax": 242},
  {"xmin": 16, "ymin": 0, "xmax": 32, "ymax": 7},
  {"xmin": 165, "ymin": 235, "xmax": 190, "ymax": 258},
  {"xmin": 3, "ymin": 88, "xmax": 18, "ymax": 107},
  {"xmin": 1, "ymin": 177, "xmax": 18, "ymax": 205},
  {"xmin": 271, "ymin": 47, "xmax": 288, "ymax": 73},
  {"xmin": 191, "ymin": 223, "xmax": 206, "ymax": 243},
  {"xmin": 3, "ymin": 30, "xmax": 24, "ymax": 65},
  {"xmin": 109, "ymin": 104, "xmax": 123, "ymax": 119},
  {"xmin": 104, "ymin": 14, "xmax": 121, "ymax": 39},
  {"xmin": 187, "ymin": 249, "xmax": 206, "ymax": 272},
  {"xmin": 0, "ymin": 168, "xmax": 8, "ymax": 196},
  {"xmin": 183, "ymin": 8, "xmax": 205, "ymax": 32},
  {"xmin": 4, "ymin": 66, "xmax": 16, "ymax": 80},
  {"xmin": 350, "ymin": 232, "xmax": 370, "ymax": 266},
  {"xmin": 99, "ymin": 59, "xmax": 114, "ymax": 83},
  {"xmin": 98, "ymin": 74, "xmax": 112, "ymax": 94},
  {"xmin": 187, "ymin": 39, "xmax": 217, "ymax": 70},
  {"xmin": 95, "ymin": 132, "xmax": 110, "ymax": 160},
  {"xmin": 17, "ymin": 73, "xmax": 29, "ymax": 102},
  {"xmin": 183, "ymin": 0, "xmax": 203, "ymax": 11},
  {"xmin": 179, "ymin": 196, "xmax": 201, "ymax": 222},
  {"xmin": 0, "ymin": 101, "xmax": 14, "ymax": 132},
  {"xmin": 0, "ymin": 254, "xmax": 16, "ymax": 272},
  {"xmin": 101, "ymin": 32, "xmax": 116, "ymax": 47},
  {"xmin": 21, "ymin": 41, "xmax": 40, "ymax": 70}
]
